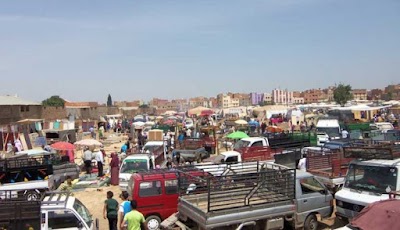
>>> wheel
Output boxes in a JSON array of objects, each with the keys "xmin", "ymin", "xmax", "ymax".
[
  {"xmin": 25, "ymin": 191, "xmax": 41, "ymax": 201},
  {"xmin": 304, "ymin": 214, "xmax": 318, "ymax": 230},
  {"xmin": 146, "ymin": 215, "xmax": 161, "ymax": 230}
]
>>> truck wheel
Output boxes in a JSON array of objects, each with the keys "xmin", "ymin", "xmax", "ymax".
[
  {"xmin": 146, "ymin": 215, "xmax": 161, "ymax": 230},
  {"xmin": 304, "ymin": 214, "xmax": 318, "ymax": 230},
  {"xmin": 25, "ymin": 191, "xmax": 41, "ymax": 201}
]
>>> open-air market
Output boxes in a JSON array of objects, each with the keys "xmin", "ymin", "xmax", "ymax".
[{"xmin": 1, "ymin": 1, "xmax": 400, "ymax": 230}]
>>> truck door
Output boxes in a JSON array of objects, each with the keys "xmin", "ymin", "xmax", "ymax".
[
  {"xmin": 295, "ymin": 177, "xmax": 333, "ymax": 222},
  {"xmin": 47, "ymin": 210, "xmax": 84, "ymax": 230}
]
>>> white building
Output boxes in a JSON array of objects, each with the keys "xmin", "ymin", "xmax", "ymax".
[{"xmin": 272, "ymin": 89, "xmax": 294, "ymax": 105}]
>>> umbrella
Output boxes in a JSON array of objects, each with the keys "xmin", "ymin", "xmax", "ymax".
[
  {"xmin": 145, "ymin": 121, "xmax": 155, "ymax": 126},
  {"xmin": 133, "ymin": 121, "xmax": 145, "ymax": 127},
  {"xmin": 163, "ymin": 120, "xmax": 175, "ymax": 125},
  {"xmin": 200, "ymin": 110, "xmax": 214, "ymax": 116},
  {"xmin": 51, "ymin": 142, "xmax": 75, "ymax": 151},
  {"xmin": 74, "ymin": 139, "xmax": 103, "ymax": 147},
  {"xmin": 235, "ymin": 119, "xmax": 248, "ymax": 125},
  {"xmin": 156, "ymin": 116, "xmax": 164, "ymax": 120},
  {"xmin": 227, "ymin": 131, "xmax": 249, "ymax": 139},
  {"xmin": 167, "ymin": 116, "xmax": 178, "ymax": 120}
]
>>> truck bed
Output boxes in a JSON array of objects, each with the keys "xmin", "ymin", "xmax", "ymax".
[{"xmin": 178, "ymin": 165, "xmax": 296, "ymax": 229}]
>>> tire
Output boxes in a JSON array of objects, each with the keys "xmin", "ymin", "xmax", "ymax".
[
  {"xmin": 25, "ymin": 190, "xmax": 41, "ymax": 201},
  {"xmin": 304, "ymin": 214, "xmax": 318, "ymax": 230},
  {"xmin": 146, "ymin": 215, "xmax": 161, "ymax": 230}
]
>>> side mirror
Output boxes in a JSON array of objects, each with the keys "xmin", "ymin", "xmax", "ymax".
[{"xmin": 77, "ymin": 222, "xmax": 84, "ymax": 229}]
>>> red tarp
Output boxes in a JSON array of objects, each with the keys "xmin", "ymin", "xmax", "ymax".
[{"xmin": 351, "ymin": 199, "xmax": 400, "ymax": 230}]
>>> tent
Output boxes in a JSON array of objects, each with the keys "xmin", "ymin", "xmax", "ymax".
[{"xmin": 188, "ymin": 106, "xmax": 213, "ymax": 116}]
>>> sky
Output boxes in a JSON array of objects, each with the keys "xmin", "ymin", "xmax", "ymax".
[{"xmin": 0, "ymin": 0, "xmax": 399, "ymax": 103}]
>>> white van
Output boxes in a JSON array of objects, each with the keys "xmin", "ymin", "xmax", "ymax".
[
  {"xmin": 119, "ymin": 154, "xmax": 156, "ymax": 191},
  {"xmin": 316, "ymin": 119, "xmax": 341, "ymax": 146}
]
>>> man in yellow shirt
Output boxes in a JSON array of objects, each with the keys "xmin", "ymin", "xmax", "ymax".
[{"xmin": 121, "ymin": 200, "xmax": 147, "ymax": 230}]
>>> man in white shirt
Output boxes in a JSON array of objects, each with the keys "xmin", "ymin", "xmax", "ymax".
[
  {"xmin": 186, "ymin": 128, "xmax": 192, "ymax": 138},
  {"xmin": 83, "ymin": 147, "xmax": 93, "ymax": 174},
  {"xmin": 342, "ymin": 129, "xmax": 349, "ymax": 139},
  {"xmin": 298, "ymin": 154, "xmax": 307, "ymax": 172},
  {"xmin": 94, "ymin": 149, "xmax": 104, "ymax": 177}
]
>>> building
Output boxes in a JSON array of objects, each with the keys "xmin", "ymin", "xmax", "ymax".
[
  {"xmin": 263, "ymin": 93, "xmax": 273, "ymax": 104},
  {"xmin": 189, "ymin": 97, "xmax": 207, "ymax": 108},
  {"xmin": 323, "ymin": 87, "xmax": 335, "ymax": 102},
  {"xmin": 351, "ymin": 89, "xmax": 368, "ymax": 101},
  {"xmin": 0, "ymin": 95, "xmax": 42, "ymax": 125},
  {"xmin": 303, "ymin": 89, "xmax": 324, "ymax": 104},
  {"xmin": 272, "ymin": 89, "xmax": 294, "ymax": 105},
  {"xmin": 368, "ymin": 89, "xmax": 383, "ymax": 101},
  {"xmin": 293, "ymin": 97, "xmax": 305, "ymax": 104},
  {"xmin": 231, "ymin": 93, "xmax": 251, "ymax": 107},
  {"xmin": 114, "ymin": 100, "xmax": 142, "ymax": 107},
  {"xmin": 383, "ymin": 84, "xmax": 400, "ymax": 100},
  {"xmin": 250, "ymin": 93, "xmax": 264, "ymax": 105},
  {"xmin": 149, "ymin": 98, "xmax": 169, "ymax": 107},
  {"xmin": 217, "ymin": 93, "xmax": 240, "ymax": 108}
]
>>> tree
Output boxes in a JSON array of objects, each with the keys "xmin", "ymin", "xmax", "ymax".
[
  {"xmin": 42, "ymin": 95, "xmax": 65, "ymax": 107},
  {"xmin": 107, "ymin": 94, "xmax": 113, "ymax": 107},
  {"xmin": 333, "ymin": 84, "xmax": 353, "ymax": 106}
]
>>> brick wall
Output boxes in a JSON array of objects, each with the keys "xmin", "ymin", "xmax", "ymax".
[
  {"xmin": 42, "ymin": 107, "xmax": 68, "ymax": 120},
  {"xmin": 0, "ymin": 105, "xmax": 42, "ymax": 125}
]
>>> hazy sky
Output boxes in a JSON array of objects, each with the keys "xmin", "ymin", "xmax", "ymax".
[{"xmin": 0, "ymin": 0, "xmax": 399, "ymax": 103}]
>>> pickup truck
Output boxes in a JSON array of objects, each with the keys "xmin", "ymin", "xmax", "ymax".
[
  {"xmin": 0, "ymin": 154, "xmax": 80, "ymax": 200},
  {"xmin": 0, "ymin": 191, "xmax": 98, "ymax": 230},
  {"xmin": 177, "ymin": 163, "xmax": 334, "ymax": 230},
  {"xmin": 234, "ymin": 136, "xmax": 310, "ymax": 157},
  {"xmin": 172, "ymin": 148, "xmax": 210, "ymax": 163},
  {"xmin": 301, "ymin": 140, "xmax": 359, "ymax": 193}
]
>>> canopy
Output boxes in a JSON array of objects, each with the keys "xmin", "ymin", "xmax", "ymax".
[
  {"xmin": 235, "ymin": 119, "xmax": 248, "ymax": 125},
  {"xmin": 16, "ymin": 149, "xmax": 50, "ymax": 156},
  {"xmin": 145, "ymin": 121, "xmax": 155, "ymax": 126},
  {"xmin": 227, "ymin": 131, "xmax": 249, "ymax": 139},
  {"xmin": 164, "ymin": 111, "xmax": 177, "ymax": 116},
  {"xmin": 248, "ymin": 120, "xmax": 259, "ymax": 127},
  {"xmin": 74, "ymin": 139, "xmax": 102, "ymax": 147},
  {"xmin": 351, "ymin": 199, "xmax": 400, "ymax": 230},
  {"xmin": 200, "ymin": 109, "xmax": 214, "ymax": 116},
  {"xmin": 16, "ymin": 119, "xmax": 44, "ymax": 124},
  {"xmin": 188, "ymin": 106, "xmax": 213, "ymax": 116},
  {"xmin": 156, "ymin": 116, "xmax": 164, "ymax": 120},
  {"xmin": 51, "ymin": 142, "xmax": 75, "ymax": 151}
]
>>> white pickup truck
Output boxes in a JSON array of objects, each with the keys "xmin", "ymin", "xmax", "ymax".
[{"xmin": 0, "ymin": 191, "xmax": 99, "ymax": 230}]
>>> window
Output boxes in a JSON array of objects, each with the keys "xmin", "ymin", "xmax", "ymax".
[
  {"xmin": 48, "ymin": 210, "xmax": 80, "ymax": 228},
  {"xmin": 25, "ymin": 106, "xmax": 30, "ymax": 112},
  {"xmin": 165, "ymin": 180, "xmax": 178, "ymax": 195},
  {"xmin": 21, "ymin": 106, "xmax": 25, "ymax": 112},
  {"xmin": 300, "ymin": 177, "xmax": 325, "ymax": 195},
  {"xmin": 252, "ymin": 141, "xmax": 264, "ymax": 147},
  {"xmin": 225, "ymin": 156, "xmax": 238, "ymax": 163},
  {"xmin": 139, "ymin": 181, "xmax": 162, "ymax": 197}
]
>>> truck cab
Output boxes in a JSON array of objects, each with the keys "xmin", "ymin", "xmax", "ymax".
[
  {"xmin": 0, "ymin": 191, "xmax": 98, "ymax": 230},
  {"xmin": 335, "ymin": 144, "xmax": 400, "ymax": 222},
  {"xmin": 127, "ymin": 169, "xmax": 210, "ymax": 230},
  {"xmin": 119, "ymin": 154, "xmax": 155, "ymax": 191},
  {"xmin": 316, "ymin": 119, "xmax": 341, "ymax": 146},
  {"xmin": 233, "ymin": 137, "xmax": 269, "ymax": 150}
]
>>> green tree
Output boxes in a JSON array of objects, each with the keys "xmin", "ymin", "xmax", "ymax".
[
  {"xmin": 107, "ymin": 94, "xmax": 113, "ymax": 107},
  {"xmin": 42, "ymin": 95, "xmax": 65, "ymax": 107},
  {"xmin": 333, "ymin": 84, "xmax": 353, "ymax": 106}
]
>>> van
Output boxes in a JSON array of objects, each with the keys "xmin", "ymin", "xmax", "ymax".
[
  {"xmin": 127, "ymin": 169, "xmax": 210, "ymax": 230},
  {"xmin": 119, "ymin": 155, "xmax": 155, "ymax": 191}
]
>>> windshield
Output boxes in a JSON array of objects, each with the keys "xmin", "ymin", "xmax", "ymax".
[
  {"xmin": 234, "ymin": 140, "xmax": 250, "ymax": 149},
  {"xmin": 345, "ymin": 164, "xmax": 397, "ymax": 194},
  {"xmin": 73, "ymin": 199, "xmax": 92, "ymax": 227},
  {"xmin": 213, "ymin": 155, "xmax": 226, "ymax": 164},
  {"xmin": 120, "ymin": 159, "xmax": 149, "ymax": 173},
  {"xmin": 143, "ymin": 145, "xmax": 162, "ymax": 153},
  {"xmin": 316, "ymin": 127, "xmax": 340, "ymax": 137}
]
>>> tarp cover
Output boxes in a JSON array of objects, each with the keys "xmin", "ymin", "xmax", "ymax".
[{"xmin": 351, "ymin": 199, "xmax": 400, "ymax": 230}]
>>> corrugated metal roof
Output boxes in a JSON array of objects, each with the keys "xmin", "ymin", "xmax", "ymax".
[{"xmin": 0, "ymin": 95, "xmax": 40, "ymax": 105}]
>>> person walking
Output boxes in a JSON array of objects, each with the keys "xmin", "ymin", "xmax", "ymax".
[
  {"xmin": 83, "ymin": 147, "xmax": 93, "ymax": 175},
  {"xmin": 121, "ymin": 200, "xmax": 146, "ymax": 230},
  {"xmin": 110, "ymin": 153, "xmax": 120, "ymax": 185},
  {"xmin": 103, "ymin": 191, "xmax": 119, "ymax": 230},
  {"xmin": 118, "ymin": 191, "xmax": 132, "ymax": 230}
]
